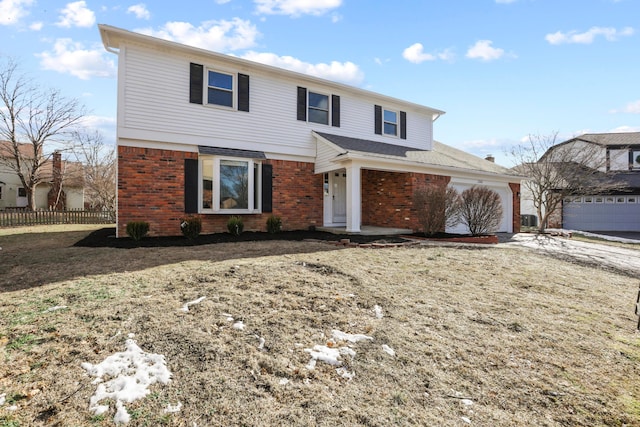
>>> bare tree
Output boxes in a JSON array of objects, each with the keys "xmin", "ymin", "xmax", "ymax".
[
  {"xmin": 509, "ymin": 132, "xmax": 626, "ymax": 232},
  {"xmin": 0, "ymin": 57, "xmax": 85, "ymax": 210},
  {"xmin": 70, "ymin": 130, "xmax": 116, "ymax": 212},
  {"xmin": 458, "ymin": 186, "xmax": 503, "ymax": 236},
  {"xmin": 413, "ymin": 184, "xmax": 460, "ymax": 236}
]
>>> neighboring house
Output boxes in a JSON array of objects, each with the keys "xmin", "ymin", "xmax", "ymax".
[
  {"xmin": 99, "ymin": 24, "xmax": 522, "ymax": 237},
  {"xmin": 520, "ymin": 132, "xmax": 640, "ymax": 231},
  {"xmin": 0, "ymin": 142, "xmax": 84, "ymax": 210}
]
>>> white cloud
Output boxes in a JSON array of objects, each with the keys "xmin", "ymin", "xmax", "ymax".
[
  {"xmin": 0, "ymin": 0, "xmax": 34, "ymax": 25},
  {"xmin": 610, "ymin": 100, "xmax": 640, "ymax": 114},
  {"xmin": 255, "ymin": 0, "xmax": 342, "ymax": 16},
  {"xmin": 29, "ymin": 21, "xmax": 42, "ymax": 30},
  {"xmin": 610, "ymin": 125, "xmax": 640, "ymax": 132},
  {"xmin": 545, "ymin": 26, "xmax": 634, "ymax": 45},
  {"xmin": 138, "ymin": 18, "xmax": 260, "ymax": 52},
  {"xmin": 402, "ymin": 43, "xmax": 454, "ymax": 64},
  {"xmin": 37, "ymin": 39, "xmax": 116, "ymax": 80},
  {"xmin": 127, "ymin": 4, "xmax": 150, "ymax": 20},
  {"xmin": 466, "ymin": 40, "xmax": 505, "ymax": 61},
  {"xmin": 216, "ymin": 0, "xmax": 232, "ymax": 3},
  {"xmin": 495, "ymin": 0, "xmax": 517, "ymax": 3},
  {"xmin": 241, "ymin": 51, "xmax": 364, "ymax": 85},
  {"xmin": 56, "ymin": 1, "xmax": 95, "ymax": 28}
]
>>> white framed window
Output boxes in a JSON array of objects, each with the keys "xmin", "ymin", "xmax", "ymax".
[
  {"xmin": 200, "ymin": 156, "xmax": 262, "ymax": 213},
  {"xmin": 616, "ymin": 196, "xmax": 626, "ymax": 203},
  {"xmin": 572, "ymin": 196, "xmax": 582, "ymax": 203},
  {"xmin": 308, "ymin": 91, "xmax": 329, "ymax": 125},
  {"xmin": 605, "ymin": 196, "xmax": 615, "ymax": 203},
  {"xmin": 584, "ymin": 197, "xmax": 593, "ymax": 203},
  {"xmin": 383, "ymin": 109, "xmax": 398, "ymax": 136},
  {"xmin": 628, "ymin": 196, "xmax": 637, "ymax": 203},
  {"xmin": 594, "ymin": 196, "xmax": 604, "ymax": 203},
  {"xmin": 634, "ymin": 151, "xmax": 640, "ymax": 170},
  {"xmin": 207, "ymin": 70, "xmax": 234, "ymax": 108}
]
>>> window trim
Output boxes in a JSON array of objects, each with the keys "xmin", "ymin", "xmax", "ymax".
[
  {"xmin": 206, "ymin": 68, "xmax": 236, "ymax": 109},
  {"xmin": 199, "ymin": 155, "xmax": 262, "ymax": 214},
  {"xmin": 307, "ymin": 90, "xmax": 330, "ymax": 125},
  {"xmin": 383, "ymin": 108, "xmax": 399, "ymax": 137}
]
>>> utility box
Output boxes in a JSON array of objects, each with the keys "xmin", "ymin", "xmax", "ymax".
[{"xmin": 521, "ymin": 214, "xmax": 538, "ymax": 227}]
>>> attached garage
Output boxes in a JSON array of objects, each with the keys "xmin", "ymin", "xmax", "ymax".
[
  {"xmin": 447, "ymin": 180, "xmax": 514, "ymax": 234},
  {"xmin": 563, "ymin": 195, "xmax": 640, "ymax": 232}
]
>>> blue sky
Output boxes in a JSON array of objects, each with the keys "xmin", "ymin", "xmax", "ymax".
[{"xmin": 1, "ymin": 0, "xmax": 638, "ymax": 166}]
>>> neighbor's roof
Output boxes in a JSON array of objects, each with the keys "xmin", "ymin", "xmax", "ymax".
[
  {"xmin": 570, "ymin": 132, "xmax": 640, "ymax": 147},
  {"xmin": 0, "ymin": 140, "xmax": 40, "ymax": 159},
  {"xmin": 98, "ymin": 24, "xmax": 445, "ymax": 119},
  {"xmin": 39, "ymin": 159, "xmax": 84, "ymax": 187},
  {"xmin": 314, "ymin": 132, "xmax": 521, "ymax": 178}
]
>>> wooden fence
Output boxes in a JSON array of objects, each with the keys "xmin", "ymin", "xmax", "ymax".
[{"xmin": 0, "ymin": 209, "xmax": 115, "ymax": 227}]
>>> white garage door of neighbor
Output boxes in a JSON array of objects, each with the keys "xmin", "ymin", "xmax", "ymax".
[{"xmin": 447, "ymin": 184, "xmax": 512, "ymax": 234}]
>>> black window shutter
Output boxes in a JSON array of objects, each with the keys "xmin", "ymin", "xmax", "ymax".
[
  {"xmin": 374, "ymin": 105, "xmax": 382, "ymax": 135},
  {"xmin": 331, "ymin": 95, "xmax": 340, "ymax": 127},
  {"xmin": 189, "ymin": 63, "xmax": 204, "ymax": 105},
  {"xmin": 261, "ymin": 163, "xmax": 273, "ymax": 213},
  {"xmin": 400, "ymin": 111, "xmax": 407, "ymax": 139},
  {"xmin": 184, "ymin": 158, "xmax": 199, "ymax": 213},
  {"xmin": 238, "ymin": 73, "xmax": 250, "ymax": 112},
  {"xmin": 297, "ymin": 87, "xmax": 307, "ymax": 121}
]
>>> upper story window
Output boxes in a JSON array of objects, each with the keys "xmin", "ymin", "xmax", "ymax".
[
  {"xmin": 308, "ymin": 92, "xmax": 329, "ymax": 125},
  {"xmin": 207, "ymin": 70, "xmax": 234, "ymax": 108},
  {"xmin": 374, "ymin": 105, "xmax": 407, "ymax": 139},
  {"xmin": 383, "ymin": 109, "xmax": 398, "ymax": 136},
  {"xmin": 297, "ymin": 86, "xmax": 340, "ymax": 127}
]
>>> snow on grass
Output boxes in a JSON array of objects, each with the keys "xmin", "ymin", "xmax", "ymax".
[
  {"xmin": 331, "ymin": 329, "xmax": 373, "ymax": 343},
  {"xmin": 305, "ymin": 329, "xmax": 372, "ymax": 379},
  {"xmin": 43, "ymin": 305, "xmax": 68, "ymax": 313},
  {"xmin": 233, "ymin": 320, "xmax": 245, "ymax": 330},
  {"xmin": 180, "ymin": 296, "xmax": 206, "ymax": 312},
  {"xmin": 373, "ymin": 305, "xmax": 384, "ymax": 319},
  {"xmin": 81, "ymin": 339, "xmax": 172, "ymax": 424},
  {"xmin": 382, "ymin": 344, "xmax": 395, "ymax": 356},
  {"xmin": 164, "ymin": 402, "xmax": 182, "ymax": 413}
]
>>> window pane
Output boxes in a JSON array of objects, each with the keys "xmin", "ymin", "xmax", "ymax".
[
  {"xmin": 308, "ymin": 108, "xmax": 329, "ymax": 125},
  {"xmin": 208, "ymin": 88, "xmax": 233, "ymax": 107},
  {"xmin": 208, "ymin": 71, "xmax": 233, "ymax": 90},
  {"xmin": 384, "ymin": 122, "xmax": 397, "ymax": 135},
  {"xmin": 309, "ymin": 92, "xmax": 328, "ymax": 110},
  {"xmin": 201, "ymin": 158, "xmax": 213, "ymax": 209},
  {"xmin": 384, "ymin": 110, "xmax": 397, "ymax": 123},
  {"xmin": 220, "ymin": 160, "xmax": 249, "ymax": 209},
  {"xmin": 253, "ymin": 162, "xmax": 260, "ymax": 209}
]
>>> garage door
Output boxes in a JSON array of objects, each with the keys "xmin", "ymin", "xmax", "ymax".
[
  {"xmin": 563, "ymin": 195, "xmax": 640, "ymax": 231},
  {"xmin": 447, "ymin": 183, "xmax": 512, "ymax": 234}
]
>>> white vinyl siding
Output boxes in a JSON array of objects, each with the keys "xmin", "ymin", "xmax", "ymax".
[{"xmin": 118, "ymin": 44, "xmax": 434, "ymax": 158}]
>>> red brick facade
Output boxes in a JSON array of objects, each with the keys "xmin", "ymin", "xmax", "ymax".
[
  {"xmin": 117, "ymin": 146, "xmax": 521, "ymax": 237},
  {"xmin": 509, "ymin": 182, "xmax": 521, "ymax": 233},
  {"xmin": 117, "ymin": 146, "xmax": 323, "ymax": 237},
  {"xmin": 361, "ymin": 169, "xmax": 451, "ymax": 232}
]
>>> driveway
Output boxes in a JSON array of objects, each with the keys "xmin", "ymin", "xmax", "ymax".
[{"xmin": 500, "ymin": 233, "xmax": 640, "ymax": 277}]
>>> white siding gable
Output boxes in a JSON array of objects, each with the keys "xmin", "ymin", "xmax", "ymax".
[{"xmin": 116, "ymin": 41, "xmax": 438, "ymax": 160}]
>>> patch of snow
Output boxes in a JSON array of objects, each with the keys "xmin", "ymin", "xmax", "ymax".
[
  {"xmin": 164, "ymin": 402, "xmax": 182, "ymax": 413},
  {"xmin": 279, "ymin": 378, "xmax": 290, "ymax": 385},
  {"xmin": 305, "ymin": 345, "xmax": 343, "ymax": 367},
  {"xmin": 43, "ymin": 305, "xmax": 68, "ymax": 313},
  {"xmin": 461, "ymin": 399, "xmax": 473, "ymax": 406},
  {"xmin": 82, "ymin": 339, "xmax": 172, "ymax": 424},
  {"xmin": 0, "ymin": 393, "xmax": 5, "ymax": 405},
  {"xmin": 256, "ymin": 336, "xmax": 265, "ymax": 349},
  {"xmin": 233, "ymin": 321, "xmax": 245, "ymax": 330},
  {"xmin": 331, "ymin": 329, "xmax": 373, "ymax": 343},
  {"xmin": 7, "ymin": 405, "xmax": 18, "ymax": 411},
  {"xmin": 373, "ymin": 305, "xmax": 384, "ymax": 319},
  {"xmin": 382, "ymin": 344, "xmax": 395, "ymax": 356},
  {"xmin": 461, "ymin": 416, "xmax": 471, "ymax": 424},
  {"xmin": 127, "ymin": 333, "xmax": 135, "ymax": 338},
  {"xmin": 181, "ymin": 296, "xmax": 206, "ymax": 312},
  {"xmin": 336, "ymin": 367, "xmax": 355, "ymax": 380}
]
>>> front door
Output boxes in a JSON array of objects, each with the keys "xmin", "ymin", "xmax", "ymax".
[
  {"xmin": 16, "ymin": 187, "xmax": 28, "ymax": 207},
  {"xmin": 332, "ymin": 171, "xmax": 346, "ymax": 224}
]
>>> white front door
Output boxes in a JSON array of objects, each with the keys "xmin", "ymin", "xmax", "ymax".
[
  {"xmin": 16, "ymin": 187, "xmax": 28, "ymax": 207},
  {"xmin": 332, "ymin": 171, "xmax": 347, "ymax": 224}
]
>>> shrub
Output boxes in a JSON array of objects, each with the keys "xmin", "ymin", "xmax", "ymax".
[
  {"xmin": 126, "ymin": 221, "xmax": 149, "ymax": 241},
  {"xmin": 180, "ymin": 216, "xmax": 202, "ymax": 240},
  {"xmin": 413, "ymin": 184, "xmax": 460, "ymax": 236},
  {"xmin": 458, "ymin": 186, "xmax": 503, "ymax": 236},
  {"xmin": 227, "ymin": 215, "xmax": 244, "ymax": 236},
  {"xmin": 266, "ymin": 215, "xmax": 282, "ymax": 234}
]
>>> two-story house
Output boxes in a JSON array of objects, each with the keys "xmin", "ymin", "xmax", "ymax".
[
  {"xmin": 526, "ymin": 132, "xmax": 640, "ymax": 231},
  {"xmin": 99, "ymin": 24, "xmax": 522, "ymax": 238}
]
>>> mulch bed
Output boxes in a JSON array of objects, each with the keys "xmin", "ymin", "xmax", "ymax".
[{"xmin": 74, "ymin": 228, "xmax": 498, "ymax": 249}]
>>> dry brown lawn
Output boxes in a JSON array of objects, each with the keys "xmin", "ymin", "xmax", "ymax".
[{"xmin": 1, "ymin": 225, "xmax": 640, "ymax": 426}]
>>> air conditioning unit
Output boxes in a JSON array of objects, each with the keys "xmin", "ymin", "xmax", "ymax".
[{"xmin": 521, "ymin": 214, "xmax": 538, "ymax": 227}]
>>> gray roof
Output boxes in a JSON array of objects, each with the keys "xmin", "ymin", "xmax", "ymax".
[
  {"xmin": 199, "ymin": 145, "xmax": 266, "ymax": 159},
  {"xmin": 314, "ymin": 132, "xmax": 520, "ymax": 177},
  {"xmin": 574, "ymin": 132, "xmax": 640, "ymax": 147}
]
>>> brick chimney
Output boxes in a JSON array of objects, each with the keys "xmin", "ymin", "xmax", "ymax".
[
  {"xmin": 47, "ymin": 151, "xmax": 66, "ymax": 210},
  {"xmin": 484, "ymin": 154, "xmax": 495, "ymax": 163}
]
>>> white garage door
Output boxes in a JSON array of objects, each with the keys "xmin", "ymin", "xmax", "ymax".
[
  {"xmin": 563, "ymin": 195, "xmax": 640, "ymax": 231},
  {"xmin": 447, "ymin": 183, "xmax": 513, "ymax": 234}
]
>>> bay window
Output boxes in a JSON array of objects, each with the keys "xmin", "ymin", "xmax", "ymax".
[{"xmin": 200, "ymin": 156, "xmax": 262, "ymax": 213}]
